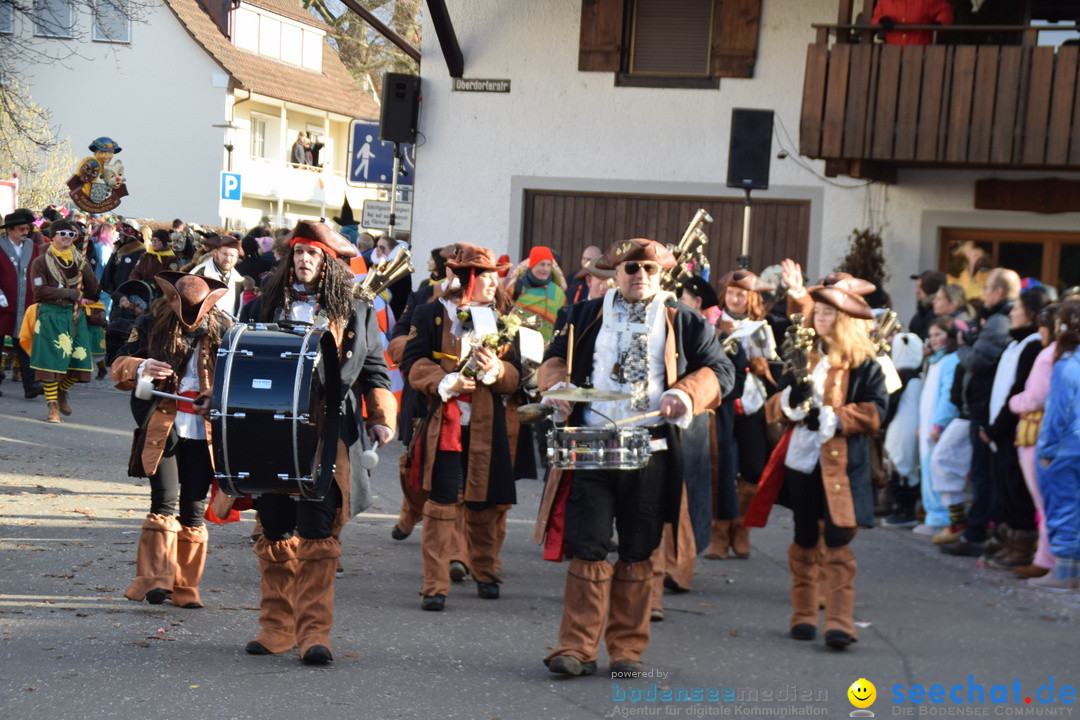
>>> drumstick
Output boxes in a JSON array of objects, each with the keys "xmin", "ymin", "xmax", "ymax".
[
  {"xmin": 613, "ymin": 410, "xmax": 662, "ymax": 426},
  {"xmin": 565, "ymin": 323, "xmax": 574, "ymax": 387}
]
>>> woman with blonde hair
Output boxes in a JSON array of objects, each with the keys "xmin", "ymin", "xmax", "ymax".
[{"xmin": 759, "ymin": 277, "xmax": 888, "ymax": 650}]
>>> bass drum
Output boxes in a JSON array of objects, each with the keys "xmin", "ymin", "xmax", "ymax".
[{"xmin": 211, "ymin": 323, "xmax": 341, "ymax": 499}]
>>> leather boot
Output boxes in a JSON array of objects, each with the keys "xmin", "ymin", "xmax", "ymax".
[
  {"xmin": 788, "ymin": 542, "xmax": 822, "ymax": 639},
  {"xmin": 822, "ymin": 544, "xmax": 858, "ymax": 649},
  {"xmin": 294, "ymin": 536, "xmax": 341, "ymax": 664},
  {"xmin": 705, "ymin": 520, "xmax": 730, "ymax": 559},
  {"xmin": 989, "ymin": 529, "xmax": 1037, "ymax": 570},
  {"xmin": 730, "ymin": 480, "xmax": 757, "ymax": 558},
  {"xmin": 172, "ymin": 525, "xmax": 208, "ymax": 608},
  {"xmin": 421, "ymin": 500, "xmax": 457, "ymax": 599},
  {"xmin": 605, "ymin": 559, "xmax": 653, "ymax": 664},
  {"xmin": 125, "ymin": 514, "xmax": 181, "ymax": 601},
  {"xmin": 56, "ymin": 389, "xmax": 72, "ymax": 416},
  {"xmin": 249, "ymin": 535, "xmax": 299, "ymax": 654},
  {"xmin": 544, "ymin": 558, "xmax": 612, "ymax": 667},
  {"xmin": 464, "ymin": 505, "xmax": 505, "ymax": 586},
  {"xmin": 394, "ymin": 453, "xmax": 424, "ymax": 539},
  {"xmin": 46, "ymin": 400, "xmax": 61, "ymax": 424}
]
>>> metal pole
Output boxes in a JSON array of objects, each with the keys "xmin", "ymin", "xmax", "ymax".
[
  {"xmin": 387, "ymin": 142, "xmax": 400, "ymax": 241},
  {"xmin": 738, "ymin": 189, "xmax": 752, "ymax": 270}
]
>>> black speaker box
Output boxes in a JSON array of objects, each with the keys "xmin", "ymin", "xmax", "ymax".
[
  {"xmin": 727, "ymin": 108, "xmax": 774, "ymax": 191},
  {"xmin": 380, "ymin": 73, "xmax": 420, "ymax": 144}
]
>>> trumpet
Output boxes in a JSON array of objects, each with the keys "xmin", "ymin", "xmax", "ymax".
[
  {"xmin": 356, "ymin": 248, "xmax": 414, "ymax": 304},
  {"xmin": 871, "ymin": 309, "xmax": 899, "ymax": 356},
  {"xmin": 659, "ymin": 208, "xmax": 712, "ymax": 292}
]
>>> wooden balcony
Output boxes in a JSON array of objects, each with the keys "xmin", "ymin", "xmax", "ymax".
[{"xmin": 800, "ymin": 26, "xmax": 1080, "ymax": 179}]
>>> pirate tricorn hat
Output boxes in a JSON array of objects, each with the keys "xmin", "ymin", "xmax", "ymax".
[
  {"xmin": 333, "ymin": 196, "xmax": 357, "ymax": 227},
  {"xmin": 156, "ymin": 271, "xmax": 229, "ymax": 331}
]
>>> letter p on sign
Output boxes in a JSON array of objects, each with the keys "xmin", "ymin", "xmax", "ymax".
[{"xmin": 220, "ymin": 172, "xmax": 242, "ymax": 201}]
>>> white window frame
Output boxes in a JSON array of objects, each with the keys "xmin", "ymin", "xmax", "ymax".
[
  {"xmin": 92, "ymin": 0, "xmax": 132, "ymax": 43},
  {"xmin": 34, "ymin": 0, "xmax": 74, "ymax": 38},
  {"xmin": 249, "ymin": 114, "xmax": 269, "ymax": 159}
]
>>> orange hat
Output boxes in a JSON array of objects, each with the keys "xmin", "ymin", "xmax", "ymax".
[{"xmin": 528, "ymin": 246, "xmax": 554, "ymax": 268}]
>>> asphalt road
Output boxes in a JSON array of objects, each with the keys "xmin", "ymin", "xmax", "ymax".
[{"xmin": 2, "ymin": 377, "xmax": 1079, "ymax": 720}]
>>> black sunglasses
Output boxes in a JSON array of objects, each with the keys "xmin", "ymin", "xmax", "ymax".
[{"xmin": 623, "ymin": 261, "xmax": 661, "ymax": 276}]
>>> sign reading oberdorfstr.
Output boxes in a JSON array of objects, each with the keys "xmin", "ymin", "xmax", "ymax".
[{"xmin": 453, "ymin": 78, "xmax": 511, "ymax": 93}]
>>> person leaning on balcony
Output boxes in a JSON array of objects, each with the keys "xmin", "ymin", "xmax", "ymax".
[
  {"xmin": 871, "ymin": 0, "xmax": 954, "ymax": 46},
  {"xmin": 290, "ymin": 132, "xmax": 309, "ymax": 168}
]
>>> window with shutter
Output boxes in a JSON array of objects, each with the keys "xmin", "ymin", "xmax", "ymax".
[{"xmin": 577, "ymin": 0, "xmax": 761, "ymax": 88}]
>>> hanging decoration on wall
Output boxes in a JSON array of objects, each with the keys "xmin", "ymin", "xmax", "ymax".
[{"xmin": 67, "ymin": 136, "xmax": 129, "ymax": 213}]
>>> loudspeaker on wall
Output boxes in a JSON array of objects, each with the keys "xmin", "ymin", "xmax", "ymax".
[
  {"xmin": 380, "ymin": 73, "xmax": 421, "ymax": 144},
  {"xmin": 727, "ymin": 108, "xmax": 774, "ymax": 191}
]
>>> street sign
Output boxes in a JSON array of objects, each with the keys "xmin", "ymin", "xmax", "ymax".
[
  {"xmin": 220, "ymin": 172, "xmax": 242, "ymax": 201},
  {"xmin": 362, "ymin": 200, "xmax": 412, "ymax": 232},
  {"xmin": 348, "ymin": 121, "xmax": 415, "ymax": 187}
]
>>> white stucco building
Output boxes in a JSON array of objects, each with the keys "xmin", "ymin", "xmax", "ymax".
[
  {"xmin": 410, "ymin": 0, "xmax": 1080, "ymax": 317},
  {"xmin": 12, "ymin": 0, "xmax": 380, "ymax": 228}
]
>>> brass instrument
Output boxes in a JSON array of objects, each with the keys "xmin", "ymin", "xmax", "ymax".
[
  {"xmin": 659, "ymin": 208, "xmax": 713, "ymax": 292},
  {"xmin": 356, "ymin": 248, "xmax": 414, "ymax": 303},
  {"xmin": 871, "ymin": 309, "xmax": 899, "ymax": 355},
  {"xmin": 780, "ymin": 313, "xmax": 816, "ymax": 413}
]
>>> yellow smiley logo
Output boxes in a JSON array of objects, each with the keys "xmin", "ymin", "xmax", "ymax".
[{"xmin": 848, "ymin": 678, "xmax": 876, "ymax": 709}]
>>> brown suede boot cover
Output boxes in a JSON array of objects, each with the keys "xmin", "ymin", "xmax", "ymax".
[
  {"xmin": 294, "ymin": 537, "xmax": 341, "ymax": 657},
  {"xmin": 788, "ymin": 542, "xmax": 822, "ymax": 630},
  {"xmin": 649, "ymin": 543, "xmax": 665, "ymax": 613},
  {"xmin": 544, "ymin": 558, "xmax": 613, "ymax": 665},
  {"xmin": 494, "ymin": 503, "xmax": 510, "ymax": 573},
  {"xmin": 125, "ymin": 514, "xmax": 181, "ymax": 601},
  {"xmin": 396, "ymin": 454, "xmax": 425, "ymax": 535},
  {"xmin": 421, "ymin": 501, "xmax": 457, "ymax": 597},
  {"xmin": 252, "ymin": 536, "xmax": 299, "ymax": 653},
  {"xmin": 606, "ymin": 559, "xmax": 653, "ymax": 663},
  {"xmin": 465, "ymin": 505, "xmax": 505, "ymax": 584},
  {"xmin": 451, "ymin": 495, "xmax": 470, "ymax": 568},
  {"xmin": 822, "ymin": 544, "xmax": 858, "ymax": 640},
  {"xmin": 172, "ymin": 525, "xmax": 209, "ymax": 608},
  {"xmin": 731, "ymin": 480, "xmax": 757, "ymax": 557},
  {"xmin": 705, "ymin": 520, "xmax": 730, "ymax": 559},
  {"xmin": 664, "ymin": 497, "xmax": 696, "ymax": 591}
]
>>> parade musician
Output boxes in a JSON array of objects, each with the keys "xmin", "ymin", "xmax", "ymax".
[
  {"xmin": 536, "ymin": 238, "xmax": 733, "ymax": 677},
  {"xmin": 239, "ymin": 220, "xmax": 396, "ymax": 665}
]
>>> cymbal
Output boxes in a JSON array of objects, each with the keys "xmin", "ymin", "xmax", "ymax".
[{"xmin": 543, "ymin": 387, "xmax": 631, "ymax": 402}]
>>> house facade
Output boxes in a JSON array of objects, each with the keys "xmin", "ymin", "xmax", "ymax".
[
  {"xmin": 12, "ymin": 0, "xmax": 380, "ymax": 228},
  {"xmin": 411, "ymin": 0, "xmax": 1080, "ymax": 316}
]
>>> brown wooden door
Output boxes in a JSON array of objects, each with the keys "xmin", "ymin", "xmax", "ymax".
[
  {"xmin": 520, "ymin": 189, "xmax": 810, "ymax": 278},
  {"xmin": 938, "ymin": 227, "xmax": 1080, "ymax": 289}
]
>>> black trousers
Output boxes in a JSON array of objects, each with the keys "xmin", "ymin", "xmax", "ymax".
[
  {"xmin": 150, "ymin": 433, "xmax": 213, "ymax": 527},
  {"xmin": 257, "ymin": 483, "xmax": 342, "ymax": 542},
  {"xmin": 563, "ymin": 444, "xmax": 672, "ymax": 564},
  {"xmin": 733, "ymin": 408, "xmax": 768, "ymax": 484},
  {"xmin": 785, "ymin": 467, "xmax": 855, "ymax": 549},
  {"xmin": 992, "ymin": 443, "xmax": 1037, "ymax": 531},
  {"xmin": 2, "ymin": 338, "xmax": 37, "ymax": 393}
]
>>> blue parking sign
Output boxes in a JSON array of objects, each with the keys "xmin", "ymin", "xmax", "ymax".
[
  {"xmin": 348, "ymin": 121, "xmax": 414, "ymax": 186},
  {"xmin": 220, "ymin": 172, "xmax": 242, "ymax": 201}
]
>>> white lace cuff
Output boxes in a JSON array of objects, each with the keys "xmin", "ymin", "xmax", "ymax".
[
  {"xmin": 661, "ymin": 389, "xmax": 694, "ymax": 430},
  {"xmin": 438, "ymin": 373, "xmax": 461, "ymax": 402}
]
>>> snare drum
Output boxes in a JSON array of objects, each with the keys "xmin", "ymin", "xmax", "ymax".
[
  {"xmin": 546, "ymin": 426, "xmax": 653, "ymax": 470},
  {"xmin": 212, "ymin": 323, "xmax": 341, "ymax": 499}
]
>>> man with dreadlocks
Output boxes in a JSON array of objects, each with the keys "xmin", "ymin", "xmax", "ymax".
[
  {"xmin": 28, "ymin": 218, "xmax": 101, "ymax": 423},
  {"xmin": 112, "ymin": 272, "xmax": 231, "ymax": 608},
  {"xmin": 239, "ymin": 220, "xmax": 396, "ymax": 665}
]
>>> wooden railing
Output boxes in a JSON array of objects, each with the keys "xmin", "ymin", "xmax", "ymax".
[{"xmin": 800, "ymin": 25, "xmax": 1080, "ymax": 175}]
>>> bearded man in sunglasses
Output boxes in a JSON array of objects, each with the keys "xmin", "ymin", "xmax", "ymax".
[{"xmin": 536, "ymin": 237, "xmax": 733, "ymax": 677}]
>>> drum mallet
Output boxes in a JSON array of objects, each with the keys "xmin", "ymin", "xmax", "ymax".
[
  {"xmin": 135, "ymin": 375, "xmax": 200, "ymax": 404},
  {"xmin": 357, "ymin": 441, "xmax": 380, "ymax": 471}
]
